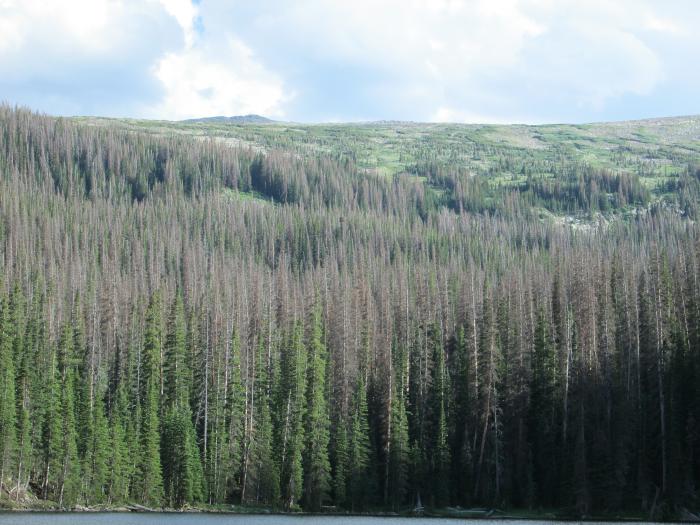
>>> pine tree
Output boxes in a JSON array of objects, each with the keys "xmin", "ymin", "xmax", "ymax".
[
  {"xmin": 135, "ymin": 293, "xmax": 164, "ymax": 506},
  {"xmin": 429, "ymin": 324, "xmax": 450, "ymax": 507},
  {"xmin": 0, "ymin": 296, "xmax": 17, "ymax": 493},
  {"xmin": 107, "ymin": 384, "xmax": 131, "ymax": 503},
  {"xmin": 245, "ymin": 337, "xmax": 279, "ymax": 505},
  {"xmin": 74, "ymin": 297, "xmax": 92, "ymax": 470},
  {"xmin": 451, "ymin": 326, "xmax": 473, "ymax": 506},
  {"xmin": 347, "ymin": 374, "xmax": 374, "ymax": 510},
  {"xmin": 85, "ymin": 389, "xmax": 110, "ymax": 503},
  {"xmin": 163, "ymin": 293, "xmax": 190, "ymax": 408},
  {"xmin": 41, "ymin": 343, "xmax": 61, "ymax": 502},
  {"xmin": 278, "ymin": 322, "xmax": 307, "ymax": 510},
  {"xmin": 303, "ymin": 306, "xmax": 331, "ymax": 511},
  {"xmin": 73, "ymin": 298, "xmax": 109, "ymax": 503},
  {"xmin": 224, "ymin": 329, "xmax": 245, "ymax": 502},
  {"xmin": 50, "ymin": 321, "xmax": 81, "ymax": 507},
  {"xmin": 332, "ymin": 416, "xmax": 348, "ymax": 507},
  {"xmin": 388, "ymin": 376, "xmax": 410, "ymax": 510},
  {"xmin": 529, "ymin": 308, "xmax": 558, "ymax": 504},
  {"xmin": 254, "ymin": 388, "xmax": 280, "ymax": 505},
  {"xmin": 161, "ymin": 405, "xmax": 203, "ymax": 507},
  {"xmin": 161, "ymin": 292, "xmax": 204, "ymax": 507},
  {"xmin": 14, "ymin": 288, "xmax": 36, "ymax": 501}
]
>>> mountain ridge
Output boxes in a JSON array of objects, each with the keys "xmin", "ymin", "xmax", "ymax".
[{"xmin": 182, "ymin": 114, "xmax": 276, "ymax": 124}]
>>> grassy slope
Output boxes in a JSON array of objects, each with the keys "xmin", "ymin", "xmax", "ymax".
[{"xmin": 74, "ymin": 114, "xmax": 700, "ymax": 215}]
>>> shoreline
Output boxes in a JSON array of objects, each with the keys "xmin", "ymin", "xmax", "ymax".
[{"xmin": 0, "ymin": 505, "xmax": 696, "ymax": 523}]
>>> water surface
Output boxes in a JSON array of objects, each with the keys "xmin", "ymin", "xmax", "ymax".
[{"xmin": 0, "ymin": 515, "xmax": 665, "ymax": 525}]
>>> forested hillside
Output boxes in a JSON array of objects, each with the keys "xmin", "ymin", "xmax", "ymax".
[{"xmin": 1, "ymin": 106, "xmax": 700, "ymax": 516}]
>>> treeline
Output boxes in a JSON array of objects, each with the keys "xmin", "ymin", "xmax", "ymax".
[
  {"xmin": 417, "ymin": 161, "xmax": 650, "ymax": 216},
  {"xmin": 663, "ymin": 164, "xmax": 700, "ymax": 218},
  {"xmin": 0, "ymin": 107, "xmax": 435, "ymax": 220},
  {"xmin": 0, "ymin": 107, "xmax": 699, "ymax": 516}
]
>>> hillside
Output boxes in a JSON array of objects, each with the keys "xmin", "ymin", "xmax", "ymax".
[
  {"xmin": 181, "ymin": 114, "xmax": 276, "ymax": 124},
  {"xmin": 0, "ymin": 106, "xmax": 699, "ymax": 517},
  {"xmin": 77, "ymin": 113, "xmax": 700, "ymax": 219}
]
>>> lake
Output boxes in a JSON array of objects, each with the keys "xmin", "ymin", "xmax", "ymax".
[{"xmin": 0, "ymin": 516, "xmax": 665, "ymax": 525}]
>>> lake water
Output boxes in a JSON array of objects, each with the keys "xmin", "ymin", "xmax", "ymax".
[
  {"xmin": 0, "ymin": 516, "xmax": 663, "ymax": 525},
  {"xmin": 0, "ymin": 515, "xmax": 501, "ymax": 525}
]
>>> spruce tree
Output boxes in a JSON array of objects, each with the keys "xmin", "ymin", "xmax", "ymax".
[
  {"xmin": 451, "ymin": 327, "xmax": 473, "ymax": 506},
  {"xmin": 278, "ymin": 322, "xmax": 307, "ymax": 510},
  {"xmin": 135, "ymin": 293, "xmax": 164, "ymax": 506},
  {"xmin": 14, "ymin": 290, "xmax": 35, "ymax": 500},
  {"xmin": 0, "ymin": 297, "xmax": 17, "ymax": 492},
  {"xmin": 162, "ymin": 405, "xmax": 203, "ymax": 506},
  {"xmin": 163, "ymin": 293, "xmax": 190, "ymax": 408},
  {"xmin": 53, "ymin": 321, "xmax": 81, "ymax": 507},
  {"xmin": 388, "ymin": 375, "xmax": 410, "ymax": 510},
  {"xmin": 347, "ymin": 374, "xmax": 373, "ymax": 510},
  {"xmin": 161, "ymin": 292, "xmax": 204, "ymax": 507},
  {"xmin": 429, "ymin": 324, "xmax": 450, "ymax": 507},
  {"xmin": 332, "ymin": 417, "xmax": 348, "ymax": 508},
  {"xmin": 529, "ymin": 308, "xmax": 557, "ymax": 504},
  {"xmin": 224, "ymin": 329, "xmax": 245, "ymax": 502},
  {"xmin": 73, "ymin": 298, "xmax": 109, "ymax": 502},
  {"xmin": 85, "ymin": 389, "xmax": 110, "ymax": 503},
  {"xmin": 303, "ymin": 306, "xmax": 331, "ymax": 511},
  {"xmin": 107, "ymin": 384, "xmax": 132, "ymax": 503},
  {"xmin": 41, "ymin": 341, "xmax": 61, "ymax": 501},
  {"xmin": 244, "ymin": 337, "xmax": 279, "ymax": 505}
]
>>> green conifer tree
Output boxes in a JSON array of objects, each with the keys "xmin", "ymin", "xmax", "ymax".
[
  {"xmin": 451, "ymin": 326, "xmax": 473, "ymax": 506},
  {"xmin": 303, "ymin": 306, "xmax": 331, "ymax": 511},
  {"xmin": 52, "ymin": 321, "xmax": 81, "ymax": 507},
  {"xmin": 14, "ymin": 289, "xmax": 36, "ymax": 500},
  {"xmin": 85, "ymin": 389, "xmax": 110, "ymax": 503},
  {"xmin": 73, "ymin": 297, "xmax": 109, "ymax": 503},
  {"xmin": 107, "ymin": 384, "xmax": 132, "ymax": 503},
  {"xmin": 278, "ymin": 322, "xmax": 307, "ymax": 510},
  {"xmin": 135, "ymin": 293, "xmax": 164, "ymax": 506},
  {"xmin": 224, "ymin": 329, "xmax": 245, "ymax": 502},
  {"xmin": 388, "ymin": 375, "xmax": 410, "ymax": 510},
  {"xmin": 529, "ymin": 308, "xmax": 558, "ymax": 504},
  {"xmin": 161, "ymin": 293, "xmax": 204, "ymax": 507},
  {"xmin": 244, "ymin": 337, "xmax": 279, "ymax": 505},
  {"xmin": 332, "ymin": 418, "xmax": 348, "ymax": 508},
  {"xmin": 347, "ymin": 374, "xmax": 373, "ymax": 510},
  {"xmin": 0, "ymin": 296, "xmax": 17, "ymax": 492},
  {"xmin": 429, "ymin": 324, "xmax": 450, "ymax": 507}
]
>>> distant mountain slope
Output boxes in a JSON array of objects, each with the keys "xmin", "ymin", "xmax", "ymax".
[
  {"xmin": 182, "ymin": 114, "xmax": 276, "ymax": 124},
  {"xmin": 77, "ymin": 111, "xmax": 700, "ymax": 218}
]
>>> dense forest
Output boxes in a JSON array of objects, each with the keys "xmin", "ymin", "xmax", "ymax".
[{"xmin": 1, "ymin": 106, "xmax": 700, "ymax": 517}]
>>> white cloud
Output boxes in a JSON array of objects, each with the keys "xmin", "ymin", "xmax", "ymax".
[
  {"xmin": 642, "ymin": 13, "xmax": 683, "ymax": 35},
  {"xmin": 151, "ymin": 38, "xmax": 289, "ymax": 120},
  {"xmin": 0, "ymin": 0, "xmax": 168, "ymax": 58},
  {"xmin": 274, "ymin": 0, "xmax": 545, "ymax": 74},
  {"xmin": 0, "ymin": 0, "xmax": 183, "ymax": 115},
  {"xmin": 513, "ymin": 0, "xmax": 669, "ymax": 111},
  {"xmin": 0, "ymin": 0, "xmax": 697, "ymax": 122},
  {"xmin": 158, "ymin": 0, "xmax": 199, "ymax": 47},
  {"xmin": 222, "ymin": 0, "xmax": 691, "ymax": 122},
  {"xmin": 148, "ymin": 0, "xmax": 289, "ymax": 120},
  {"xmin": 0, "ymin": 0, "xmax": 289, "ymax": 119}
]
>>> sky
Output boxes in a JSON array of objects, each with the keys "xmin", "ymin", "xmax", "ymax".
[{"xmin": 0, "ymin": 0, "xmax": 698, "ymax": 124}]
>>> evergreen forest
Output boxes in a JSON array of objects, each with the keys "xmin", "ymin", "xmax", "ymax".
[{"xmin": 1, "ymin": 106, "xmax": 700, "ymax": 517}]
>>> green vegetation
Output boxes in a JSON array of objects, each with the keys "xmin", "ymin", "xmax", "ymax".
[
  {"xmin": 0, "ymin": 106, "xmax": 699, "ymax": 519},
  {"xmin": 78, "ymin": 113, "xmax": 700, "ymax": 216}
]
